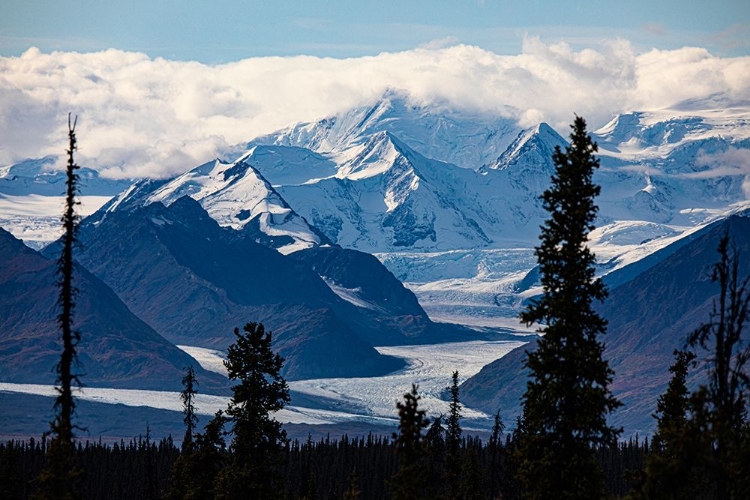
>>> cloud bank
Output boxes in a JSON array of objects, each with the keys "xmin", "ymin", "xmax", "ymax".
[{"xmin": 1, "ymin": 38, "xmax": 749, "ymax": 178}]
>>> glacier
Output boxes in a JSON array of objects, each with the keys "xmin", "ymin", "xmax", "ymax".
[{"xmin": 0, "ymin": 339, "xmax": 527, "ymax": 428}]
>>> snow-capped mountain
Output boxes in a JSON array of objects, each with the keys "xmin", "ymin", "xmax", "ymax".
[
  {"xmin": 275, "ymin": 132, "xmax": 499, "ymax": 251},
  {"xmin": 0, "ymin": 156, "xmax": 133, "ymax": 248},
  {"xmin": 99, "ymin": 156, "xmax": 327, "ymax": 254},
  {"xmin": 3, "ymin": 92, "xmax": 750, "ymax": 328},
  {"xmin": 250, "ymin": 93, "xmax": 750, "ymax": 325},
  {"xmin": 594, "ymin": 97, "xmax": 750, "ymax": 159},
  {"xmin": 255, "ymin": 123, "xmax": 568, "ymax": 252},
  {"xmin": 249, "ymin": 93, "xmax": 750, "ymax": 255},
  {"xmin": 591, "ymin": 100, "xmax": 750, "ymax": 230},
  {"xmin": 253, "ymin": 89, "xmax": 520, "ymax": 171},
  {"xmin": 484, "ymin": 122, "xmax": 568, "ymax": 173}
]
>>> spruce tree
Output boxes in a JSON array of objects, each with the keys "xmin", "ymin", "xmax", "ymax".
[
  {"xmin": 652, "ymin": 350, "xmax": 696, "ymax": 453},
  {"xmin": 36, "ymin": 114, "xmax": 83, "ymax": 500},
  {"xmin": 193, "ymin": 411, "xmax": 228, "ymax": 498},
  {"xmin": 165, "ymin": 366, "xmax": 202, "ymax": 500},
  {"xmin": 444, "ymin": 371, "xmax": 462, "ymax": 499},
  {"xmin": 632, "ymin": 350, "xmax": 699, "ymax": 500},
  {"xmin": 215, "ymin": 322, "xmax": 290, "ymax": 500},
  {"xmin": 518, "ymin": 116, "xmax": 621, "ymax": 500},
  {"xmin": 424, "ymin": 413, "xmax": 446, "ymax": 500},
  {"xmin": 685, "ymin": 233, "xmax": 750, "ymax": 500},
  {"xmin": 390, "ymin": 384, "xmax": 430, "ymax": 500},
  {"xmin": 180, "ymin": 365, "xmax": 199, "ymax": 452},
  {"xmin": 488, "ymin": 410, "xmax": 505, "ymax": 499}
]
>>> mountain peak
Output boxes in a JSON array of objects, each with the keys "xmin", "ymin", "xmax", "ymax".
[
  {"xmin": 593, "ymin": 112, "xmax": 643, "ymax": 152},
  {"xmin": 336, "ymin": 131, "xmax": 416, "ymax": 181},
  {"xmin": 488, "ymin": 122, "xmax": 567, "ymax": 171},
  {"xmin": 99, "ymin": 157, "xmax": 324, "ymax": 255},
  {"xmin": 0, "ymin": 156, "xmax": 131, "ymax": 197},
  {"xmin": 251, "ymin": 92, "xmax": 519, "ymax": 170}
]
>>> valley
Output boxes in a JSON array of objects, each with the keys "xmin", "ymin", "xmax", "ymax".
[
  {"xmin": 0, "ymin": 339, "xmax": 527, "ymax": 438},
  {"xmin": 2, "ymin": 91, "xmax": 750, "ymax": 439}
]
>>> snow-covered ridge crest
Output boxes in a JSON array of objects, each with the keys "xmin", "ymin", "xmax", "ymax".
[
  {"xmin": 252, "ymin": 90, "xmax": 521, "ymax": 171},
  {"xmin": 593, "ymin": 97, "xmax": 750, "ymax": 160},
  {"xmin": 102, "ymin": 156, "xmax": 324, "ymax": 255}
]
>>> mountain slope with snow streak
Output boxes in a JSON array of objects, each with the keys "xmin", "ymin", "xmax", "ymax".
[{"xmin": 100, "ymin": 157, "xmax": 326, "ymax": 254}]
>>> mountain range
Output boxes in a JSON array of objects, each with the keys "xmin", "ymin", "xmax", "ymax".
[
  {"xmin": 2, "ymin": 90, "xmax": 750, "ymax": 435},
  {"xmin": 4, "ymin": 91, "xmax": 750, "ymax": 257},
  {"xmin": 44, "ymin": 195, "xmax": 498, "ymax": 380}
]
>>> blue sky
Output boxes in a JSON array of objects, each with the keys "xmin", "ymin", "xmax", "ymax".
[{"xmin": 2, "ymin": 0, "xmax": 748, "ymax": 61}]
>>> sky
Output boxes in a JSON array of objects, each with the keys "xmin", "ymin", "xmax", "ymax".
[
  {"xmin": 2, "ymin": 0, "xmax": 749, "ymax": 61},
  {"xmin": 1, "ymin": 1, "xmax": 749, "ymax": 178}
]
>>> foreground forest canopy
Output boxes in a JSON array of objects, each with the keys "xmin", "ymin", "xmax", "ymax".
[{"xmin": 2, "ymin": 116, "xmax": 749, "ymax": 500}]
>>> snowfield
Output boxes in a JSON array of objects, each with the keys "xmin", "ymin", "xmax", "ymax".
[
  {"xmin": 376, "ymin": 248, "xmax": 538, "ymax": 326},
  {"xmin": 0, "ymin": 194, "xmax": 111, "ymax": 249},
  {"xmin": 177, "ymin": 345, "xmax": 228, "ymax": 376},
  {"xmin": 179, "ymin": 341, "xmax": 527, "ymax": 423}
]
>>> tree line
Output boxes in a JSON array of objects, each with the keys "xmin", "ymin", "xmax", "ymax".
[
  {"xmin": 0, "ymin": 410, "xmax": 650, "ymax": 499},
  {"xmin": 2, "ymin": 115, "xmax": 749, "ymax": 498}
]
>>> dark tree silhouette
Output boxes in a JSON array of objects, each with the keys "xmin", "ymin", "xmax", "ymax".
[
  {"xmin": 685, "ymin": 234, "xmax": 750, "ymax": 500},
  {"xmin": 444, "ymin": 370, "xmax": 462, "ymax": 499},
  {"xmin": 390, "ymin": 384, "xmax": 430, "ymax": 500},
  {"xmin": 215, "ymin": 322, "xmax": 290, "ymax": 500},
  {"xmin": 488, "ymin": 410, "xmax": 505, "ymax": 499},
  {"xmin": 165, "ymin": 366, "xmax": 202, "ymax": 500},
  {"xmin": 652, "ymin": 350, "xmax": 697, "ymax": 453},
  {"xmin": 36, "ymin": 114, "xmax": 83, "ymax": 500},
  {"xmin": 424, "ymin": 413, "xmax": 446, "ymax": 499},
  {"xmin": 180, "ymin": 366, "xmax": 199, "ymax": 452},
  {"xmin": 630, "ymin": 350, "xmax": 699, "ymax": 500},
  {"xmin": 193, "ymin": 411, "xmax": 228, "ymax": 498},
  {"xmin": 518, "ymin": 116, "xmax": 621, "ymax": 500}
]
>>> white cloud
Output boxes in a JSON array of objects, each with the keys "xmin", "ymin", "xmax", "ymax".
[
  {"xmin": 696, "ymin": 147, "xmax": 750, "ymax": 171},
  {"xmin": 1, "ymin": 40, "xmax": 749, "ymax": 178},
  {"xmin": 688, "ymin": 147, "xmax": 750, "ymax": 197}
]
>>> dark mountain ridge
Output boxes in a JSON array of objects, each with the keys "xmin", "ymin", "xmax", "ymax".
[
  {"xmin": 0, "ymin": 227, "xmax": 227, "ymax": 392},
  {"xmin": 44, "ymin": 197, "xmax": 410, "ymax": 380},
  {"xmin": 461, "ymin": 213, "xmax": 750, "ymax": 434}
]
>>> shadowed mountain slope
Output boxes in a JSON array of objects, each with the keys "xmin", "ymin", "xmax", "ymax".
[
  {"xmin": 0, "ymin": 227, "xmax": 227, "ymax": 392},
  {"xmin": 461, "ymin": 214, "xmax": 750, "ymax": 433},
  {"xmin": 45, "ymin": 197, "xmax": 407, "ymax": 380}
]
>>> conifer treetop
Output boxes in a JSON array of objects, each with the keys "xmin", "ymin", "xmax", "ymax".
[{"xmin": 517, "ymin": 115, "xmax": 621, "ymax": 500}]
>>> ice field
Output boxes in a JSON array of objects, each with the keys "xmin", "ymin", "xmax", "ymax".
[{"xmin": 0, "ymin": 339, "xmax": 527, "ymax": 428}]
